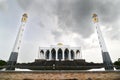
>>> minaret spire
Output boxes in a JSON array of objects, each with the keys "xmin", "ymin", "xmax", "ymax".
[
  {"xmin": 6, "ymin": 13, "xmax": 28, "ymax": 70},
  {"xmin": 92, "ymin": 13, "xmax": 113, "ymax": 70},
  {"xmin": 12, "ymin": 13, "xmax": 28, "ymax": 52}
]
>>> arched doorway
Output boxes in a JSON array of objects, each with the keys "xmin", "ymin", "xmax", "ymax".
[
  {"xmin": 64, "ymin": 48, "xmax": 69, "ymax": 60},
  {"xmin": 76, "ymin": 50, "xmax": 80, "ymax": 59},
  {"xmin": 51, "ymin": 48, "xmax": 56, "ymax": 60},
  {"xmin": 58, "ymin": 48, "xmax": 62, "ymax": 60},
  {"xmin": 76, "ymin": 50, "xmax": 80, "ymax": 53},
  {"xmin": 46, "ymin": 50, "xmax": 50, "ymax": 59},
  {"xmin": 40, "ymin": 50, "xmax": 44, "ymax": 58},
  {"xmin": 40, "ymin": 50, "xmax": 44, "ymax": 54},
  {"xmin": 71, "ymin": 50, "xmax": 74, "ymax": 59}
]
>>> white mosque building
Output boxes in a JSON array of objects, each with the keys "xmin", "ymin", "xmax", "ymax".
[{"xmin": 37, "ymin": 43, "xmax": 82, "ymax": 61}]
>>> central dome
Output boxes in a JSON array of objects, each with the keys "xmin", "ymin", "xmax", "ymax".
[{"xmin": 57, "ymin": 43, "xmax": 63, "ymax": 45}]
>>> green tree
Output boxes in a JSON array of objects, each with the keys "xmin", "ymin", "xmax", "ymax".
[
  {"xmin": 0, "ymin": 60, "xmax": 7, "ymax": 66},
  {"xmin": 114, "ymin": 58, "xmax": 120, "ymax": 69}
]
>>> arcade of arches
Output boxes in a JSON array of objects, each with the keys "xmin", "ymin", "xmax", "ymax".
[{"xmin": 39, "ymin": 45, "xmax": 81, "ymax": 61}]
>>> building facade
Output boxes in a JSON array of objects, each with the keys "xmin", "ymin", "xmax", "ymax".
[{"xmin": 38, "ymin": 43, "xmax": 82, "ymax": 61}]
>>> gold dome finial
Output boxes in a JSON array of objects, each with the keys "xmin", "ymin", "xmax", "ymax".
[
  {"xmin": 57, "ymin": 43, "xmax": 63, "ymax": 45},
  {"xmin": 21, "ymin": 13, "xmax": 28, "ymax": 22},
  {"xmin": 92, "ymin": 13, "xmax": 99, "ymax": 23}
]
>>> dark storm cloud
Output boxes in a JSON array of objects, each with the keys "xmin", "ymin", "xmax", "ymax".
[
  {"xmin": 17, "ymin": 0, "xmax": 33, "ymax": 10},
  {"xmin": 105, "ymin": 24, "xmax": 120, "ymax": 40},
  {"xmin": 96, "ymin": 1, "xmax": 120, "ymax": 24},
  {"xmin": 0, "ymin": 0, "xmax": 7, "ymax": 11},
  {"xmin": 56, "ymin": 0, "xmax": 95, "ymax": 38},
  {"xmin": 52, "ymin": 30, "xmax": 62, "ymax": 41},
  {"xmin": 56, "ymin": 0, "xmax": 120, "ymax": 39},
  {"xmin": 17, "ymin": 0, "xmax": 120, "ymax": 40}
]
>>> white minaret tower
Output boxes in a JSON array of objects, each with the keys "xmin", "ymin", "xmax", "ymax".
[
  {"xmin": 12, "ymin": 13, "xmax": 28, "ymax": 52},
  {"xmin": 6, "ymin": 13, "xmax": 28, "ymax": 70},
  {"xmin": 92, "ymin": 13, "xmax": 113, "ymax": 70}
]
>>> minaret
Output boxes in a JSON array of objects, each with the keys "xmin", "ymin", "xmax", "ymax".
[
  {"xmin": 92, "ymin": 14, "xmax": 113, "ymax": 70},
  {"xmin": 6, "ymin": 13, "xmax": 28, "ymax": 70}
]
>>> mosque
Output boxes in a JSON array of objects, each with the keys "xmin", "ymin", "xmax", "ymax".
[
  {"xmin": 33, "ymin": 43, "xmax": 87, "ymax": 70},
  {"xmin": 36, "ymin": 43, "xmax": 82, "ymax": 61},
  {"xmin": 7, "ymin": 13, "xmax": 113, "ymax": 70}
]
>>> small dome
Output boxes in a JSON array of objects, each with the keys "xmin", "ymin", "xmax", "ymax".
[
  {"xmin": 92, "ymin": 13, "xmax": 98, "ymax": 18},
  {"xmin": 57, "ymin": 43, "xmax": 63, "ymax": 45},
  {"xmin": 22, "ymin": 13, "xmax": 28, "ymax": 18}
]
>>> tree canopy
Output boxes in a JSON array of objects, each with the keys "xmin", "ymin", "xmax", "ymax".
[{"xmin": 0, "ymin": 60, "xmax": 7, "ymax": 66}]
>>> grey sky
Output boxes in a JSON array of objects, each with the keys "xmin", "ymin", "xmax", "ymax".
[{"xmin": 0, "ymin": 0, "xmax": 120, "ymax": 63}]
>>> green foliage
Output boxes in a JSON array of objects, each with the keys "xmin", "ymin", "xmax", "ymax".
[
  {"xmin": 114, "ymin": 58, "xmax": 120, "ymax": 66},
  {"xmin": 0, "ymin": 60, "xmax": 7, "ymax": 66},
  {"xmin": 114, "ymin": 61, "xmax": 120, "ymax": 66},
  {"xmin": 114, "ymin": 58, "xmax": 120, "ymax": 69},
  {"xmin": 114, "ymin": 59, "xmax": 120, "ymax": 69}
]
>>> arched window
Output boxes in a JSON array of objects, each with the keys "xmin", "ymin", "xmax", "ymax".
[
  {"xmin": 64, "ymin": 48, "xmax": 69, "ymax": 60},
  {"xmin": 76, "ymin": 50, "xmax": 80, "ymax": 59},
  {"xmin": 40, "ymin": 50, "xmax": 44, "ymax": 53},
  {"xmin": 76, "ymin": 50, "xmax": 80, "ymax": 54},
  {"xmin": 71, "ymin": 50, "xmax": 74, "ymax": 59},
  {"xmin": 51, "ymin": 48, "xmax": 56, "ymax": 60},
  {"xmin": 40, "ymin": 50, "xmax": 44, "ymax": 55},
  {"xmin": 58, "ymin": 48, "xmax": 62, "ymax": 60},
  {"xmin": 46, "ymin": 50, "xmax": 50, "ymax": 59}
]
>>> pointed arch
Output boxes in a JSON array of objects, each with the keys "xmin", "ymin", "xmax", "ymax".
[
  {"xmin": 76, "ymin": 50, "xmax": 80, "ymax": 54},
  {"xmin": 40, "ymin": 50, "xmax": 44, "ymax": 53},
  {"xmin": 76, "ymin": 50, "xmax": 80, "ymax": 59},
  {"xmin": 40, "ymin": 50, "xmax": 44, "ymax": 59},
  {"xmin": 71, "ymin": 50, "xmax": 74, "ymax": 59},
  {"xmin": 64, "ymin": 48, "xmax": 69, "ymax": 60},
  {"xmin": 40, "ymin": 50, "xmax": 44, "ymax": 55},
  {"xmin": 51, "ymin": 48, "xmax": 56, "ymax": 60},
  {"xmin": 46, "ymin": 50, "xmax": 50, "ymax": 59},
  {"xmin": 58, "ymin": 48, "xmax": 62, "ymax": 60}
]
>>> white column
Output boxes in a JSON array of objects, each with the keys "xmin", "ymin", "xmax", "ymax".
[
  {"xmin": 68, "ymin": 50, "xmax": 71, "ymax": 60},
  {"xmin": 49, "ymin": 49, "xmax": 52, "ymax": 60},
  {"xmin": 74, "ymin": 50, "xmax": 76, "ymax": 60},
  {"xmin": 69, "ymin": 51, "xmax": 71, "ymax": 60},
  {"xmin": 62, "ymin": 49, "xmax": 64, "ymax": 61},
  {"xmin": 56, "ymin": 49, "xmax": 58, "ymax": 61},
  {"xmin": 56, "ymin": 52, "xmax": 58, "ymax": 61},
  {"xmin": 44, "ymin": 50, "xmax": 46, "ymax": 59},
  {"xmin": 38, "ymin": 48, "xmax": 41, "ymax": 59}
]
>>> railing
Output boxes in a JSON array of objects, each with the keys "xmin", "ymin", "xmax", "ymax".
[{"xmin": 0, "ymin": 65, "xmax": 120, "ymax": 70}]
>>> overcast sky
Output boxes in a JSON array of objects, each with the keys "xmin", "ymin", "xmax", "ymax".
[{"xmin": 0, "ymin": 0, "xmax": 120, "ymax": 63}]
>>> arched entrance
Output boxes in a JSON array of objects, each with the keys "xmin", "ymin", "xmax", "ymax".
[
  {"xmin": 76, "ymin": 50, "xmax": 80, "ymax": 53},
  {"xmin": 76, "ymin": 50, "xmax": 80, "ymax": 59},
  {"xmin": 64, "ymin": 48, "xmax": 69, "ymax": 60},
  {"xmin": 46, "ymin": 50, "xmax": 50, "ymax": 59},
  {"xmin": 71, "ymin": 50, "xmax": 74, "ymax": 59},
  {"xmin": 51, "ymin": 48, "xmax": 56, "ymax": 60},
  {"xmin": 58, "ymin": 48, "xmax": 62, "ymax": 60},
  {"xmin": 40, "ymin": 50, "xmax": 44, "ymax": 59},
  {"xmin": 40, "ymin": 50, "xmax": 44, "ymax": 54}
]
